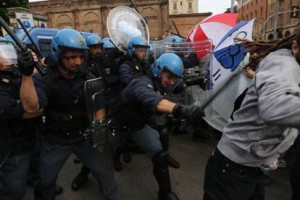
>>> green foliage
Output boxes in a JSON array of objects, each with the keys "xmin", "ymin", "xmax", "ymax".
[{"xmin": 0, "ymin": 0, "xmax": 29, "ymax": 23}]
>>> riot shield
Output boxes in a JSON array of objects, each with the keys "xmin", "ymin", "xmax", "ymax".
[
  {"xmin": 84, "ymin": 77, "xmax": 116, "ymax": 194},
  {"xmin": 0, "ymin": 108, "xmax": 11, "ymax": 168},
  {"xmin": 84, "ymin": 77, "xmax": 110, "ymax": 149},
  {"xmin": 107, "ymin": 6, "xmax": 150, "ymax": 53}
]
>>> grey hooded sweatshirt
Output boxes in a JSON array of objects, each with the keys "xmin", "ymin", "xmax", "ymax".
[{"xmin": 218, "ymin": 49, "xmax": 300, "ymax": 169}]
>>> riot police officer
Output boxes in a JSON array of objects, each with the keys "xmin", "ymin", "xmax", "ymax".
[
  {"xmin": 0, "ymin": 37, "xmax": 42, "ymax": 199},
  {"xmin": 20, "ymin": 29, "xmax": 117, "ymax": 200},
  {"xmin": 111, "ymin": 53, "xmax": 204, "ymax": 200},
  {"xmin": 85, "ymin": 34, "xmax": 121, "ymax": 106},
  {"xmin": 71, "ymin": 34, "xmax": 123, "ymax": 191},
  {"xmin": 117, "ymin": 36, "xmax": 181, "ymax": 169},
  {"xmin": 119, "ymin": 36, "xmax": 151, "ymax": 86}
]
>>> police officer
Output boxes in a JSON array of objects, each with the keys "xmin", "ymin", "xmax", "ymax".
[
  {"xmin": 117, "ymin": 36, "xmax": 181, "ymax": 169},
  {"xmin": 20, "ymin": 29, "xmax": 117, "ymax": 200},
  {"xmin": 119, "ymin": 36, "xmax": 151, "ymax": 86},
  {"xmin": 85, "ymin": 34, "xmax": 121, "ymax": 106},
  {"xmin": 71, "ymin": 34, "xmax": 123, "ymax": 191},
  {"xmin": 165, "ymin": 35, "xmax": 212, "ymax": 140},
  {"xmin": 111, "ymin": 53, "xmax": 204, "ymax": 200},
  {"xmin": 0, "ymin": 37, "xmax": 42, "ymax": 199}
]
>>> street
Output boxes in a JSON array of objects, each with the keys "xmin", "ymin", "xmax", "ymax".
[{"xmin": 24, "ymin": 131, "xmax": 292, "ymax": 200}]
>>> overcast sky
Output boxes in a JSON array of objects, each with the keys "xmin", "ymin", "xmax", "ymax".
[
  {"xmin": 29, "ymin": 0, "xmax": 233, "ymax": 15},
  {"xmin": 198, "ymin": 1, "xmax": 233, "ymax": 14}
]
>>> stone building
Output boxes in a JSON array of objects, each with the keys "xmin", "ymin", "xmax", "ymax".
[
  {"xmin": 236, "ymin": 0, "xmax": 300, "ymax": 40},
  {"xmin": 7, "ymin": 7, "xmax": 48, "ymax": 29},
  {"xmin": 29, "ymin": 0, "xmax": 211, "ymax": 39},
  {"xmin": 169, "ymin": 0, "xmax": 198, "ymax": 14}
]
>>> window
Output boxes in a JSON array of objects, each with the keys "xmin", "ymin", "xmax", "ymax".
[
  {"xmin": 173, "ymin": 2, "xmax": 177, "ymax": 10},
  {"xmin": 38, "ymin": 39, "xmax": 52, "ymax": 58},
  {"xmin": 188, "ymin": 2, "xmax": 192, "ymax": 10}
]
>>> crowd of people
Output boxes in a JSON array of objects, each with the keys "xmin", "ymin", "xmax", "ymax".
[{"xmin": 0, "ymin": 24, "xmax": 300, "ymax": 200}]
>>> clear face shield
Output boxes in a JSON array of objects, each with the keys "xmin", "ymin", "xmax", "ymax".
[
  {"xmin": 0, "ymin": 41, "xmax": 18, "ymax": 68},
  {"xmin": 133, "ymin": 46, "xmax": 150, "ymax": 62}
]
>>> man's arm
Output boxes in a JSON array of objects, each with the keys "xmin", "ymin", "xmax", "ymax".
[
  {"xmin": 22, "ymin": 109, "xmax": 44, "ymax": 119},
  {"xmin": 18, "ymin": 50, "xmax": 40, "ymax": 113},
  {"xmin": 20, "ymin": 75, "xmax": 40, "ymax": 113},
  {"xmin": 256, "ymin": 53, "xmax": 300, "ymax": 126},
  {"xmin": 156, "ymin": 99, "xmax": 176, "ymax": 113}
]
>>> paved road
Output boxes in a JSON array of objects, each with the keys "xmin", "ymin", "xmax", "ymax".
[{"xmin": 24, "ymin": 132, "xmax": 292, "ymax": 200}]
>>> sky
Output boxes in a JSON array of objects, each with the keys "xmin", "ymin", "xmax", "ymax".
[{"xmin": 198, "ymin": 0, "xmax": 233, "ymax": 14}]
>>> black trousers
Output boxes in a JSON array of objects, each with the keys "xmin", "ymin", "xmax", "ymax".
[
  {"xmin": 290, "ymin": 143, "xmax": 300, "ymax": 200},
  {"xmin": 203, "ymin": 148, "xmax": 265, "ymax": 200}
]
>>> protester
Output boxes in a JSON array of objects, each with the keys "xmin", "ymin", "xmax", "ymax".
[{"xmin": 203, "ymin": 29, "xmax": 300, "ymax": 200}]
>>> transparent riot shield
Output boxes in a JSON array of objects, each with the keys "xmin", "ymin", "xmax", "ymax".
[
  {"xmin": 152, "ymin": 39, "xmax": 214, "ymax": 132},
  {"xmin": 152, "ymin": 39, "xmax": 213, "ymax": 107},
  {"xmin": 84, "ymin": 77, "xmax": 116, "ymax": 194},
  {"xmin": 107, "ymin": 6, "xmax": 150, "ymax": 53}
]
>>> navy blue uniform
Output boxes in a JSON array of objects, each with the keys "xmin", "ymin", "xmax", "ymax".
[
  {"xmin": 119, "ymin": 58, "xmax": 149, "ymax": 87},
  {"xmin": 111, "ymin": 74, "xmax": 180, "ymax": 199},
  {"xmin": 33, "ymin": 66, "xmax": 117, "ymax": 200},
  {"xmin": 0, "ymin": 70, "xmax": 36, "ymax": 200},
  {"xmin": 111, "ymin": 75, "xmax": 164, "ymax": 156},
  {"xmin": 87, "ymin": 53, "xmax": 120, "ymax": 107}
]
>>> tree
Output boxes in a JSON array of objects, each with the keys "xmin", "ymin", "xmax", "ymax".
[{"xmin": 0, "ymin": 0, "xmax": 29, "ymax": 23}]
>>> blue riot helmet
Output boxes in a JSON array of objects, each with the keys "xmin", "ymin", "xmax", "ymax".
[
  {"xmin": 151, "ymin": 53, "xmax": 184, "ymax": 78},
  {"xmin": 103, "ymin": 39, "xmax": 115, "ymax": 49},
  {"xmin": 0, "ymin": 37, "xmax": 18, "ymax": 68},
  {"xmin": 166, "ymin": 35, "xmax": 184, "ymax": 43},
  {"xmin": 51, "ymin": 28, "xmax": 89, "ymax": 64},
  {"xmin": 165, "ymin": 35, "xmax": 185, "ymax": 55},
  {"xmin": 86, "ymin": 34, "xmax": 103, "ymax": 47},
  {"xmin": 127, "ymin": 36, "xmax": 150, "ymax": 57}
]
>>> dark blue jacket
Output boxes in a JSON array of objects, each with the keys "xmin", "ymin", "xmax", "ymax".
[
  {"xmin": 0, "ymin": 71, "xmax": 36, "ymax": 155},
  {"xmin": 33, "ymin": 66, "xmax": 105, "ymax": 135},
  {"xmin": 111, "ymin": 75, "xmax": 164, "ymax": 129}
]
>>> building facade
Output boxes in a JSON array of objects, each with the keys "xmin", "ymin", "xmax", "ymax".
[
  {"xmin": 236, "ymin": 0, "xmax": 300, "ymax": 40},
  {"xmin": 7, "ymin": 7, "xmax": 48, "ymax": 29},
  {"xmin": 29, "ymin": 0, "xmax": 209, "ymax": 40},
  {"xmin": 169, "ymin": 0, "xmax": 198, "ymax": 14}
]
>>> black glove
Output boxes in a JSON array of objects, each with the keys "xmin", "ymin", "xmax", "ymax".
[
  {"xmin": 17, "ymin": 50, "xmax": 35, "ymax": 76},
  {"xmin": 172, "ymin": 104, "xmax": 204, "ymax": 125},
  {"xmin": 184, "ymin": 76, "xmax": 207, "ymax": 90}
]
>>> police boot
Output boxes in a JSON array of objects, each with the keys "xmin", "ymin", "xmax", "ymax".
[
  {"xmin": 71, "ymin": 166, "xmax": 89, "ymax": 191},
  {"xmin": 123, "ymin": 151, "xmax": 132, "ymax": 163},
  {"xmin": 113, "ymin": 145, "xmax": 123, "ymax": 171},
  {"xmin": 152, "ymin": 151, "xmax": 180, "ymax": 200},
  {"xmin": 34, "ymin": 185, "xmax": 63, "ymax": 200},
  {"xmin": 160, "ymin": 128, "xmax": 180, "ymax": 169},
  {"xmin": 122, "ymin": 140, "xmax": 132, "ymax": 163},
  {"xmin": 113, "ymin": 154, "xmax": 123, "ymax": 171},
  {"xmin": 167, "ymin": 154, "xmax": 180, "ymax": 169}
]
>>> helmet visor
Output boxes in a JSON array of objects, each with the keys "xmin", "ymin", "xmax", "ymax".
[{"xmin": 0, "ymin": 42, "xmax": 17, "ymax": 66}]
